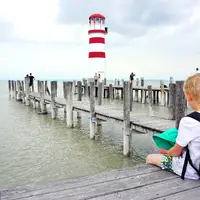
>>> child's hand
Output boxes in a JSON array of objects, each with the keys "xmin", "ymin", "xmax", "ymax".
[{"xmin": 159, "ymin": 148, "xmax": 168, "ymax": 154}]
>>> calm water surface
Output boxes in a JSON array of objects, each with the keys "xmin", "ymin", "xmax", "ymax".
[{"xmin": 0, "ymin": 81, "xmax": 159, "ymax": 189}]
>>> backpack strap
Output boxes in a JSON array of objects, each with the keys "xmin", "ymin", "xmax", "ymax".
[
  {"xmin": 181, "ymin": 111, "xmax": 200, "ymax": 179},
  {"xmin": 186, "ymin": 111, "xmax": 200, "ymax": 122}
]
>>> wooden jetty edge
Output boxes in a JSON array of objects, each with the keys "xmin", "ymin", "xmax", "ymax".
[
  {"xmin": 8, "ymin": 78, "xmax": 186, "ymax": 156},
  {"xmin": 1, "ymin": 164, "xmax": 200, "ymax": 200},
  {"xmin": 4, "ymin": 78, "xmax": 200, "ymax": 200}
]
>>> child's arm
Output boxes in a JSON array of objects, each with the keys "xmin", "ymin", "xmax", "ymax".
[{"xmin": 159, "ymin": 143, "xmax": 184, "ymax": 156}]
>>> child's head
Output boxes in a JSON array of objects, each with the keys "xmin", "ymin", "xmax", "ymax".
[{"xmin": 184, "ymin": 73, "xmax": 200, "ymax": 109}]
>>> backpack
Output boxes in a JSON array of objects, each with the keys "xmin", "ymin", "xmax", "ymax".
[{"xmin": 181, "ymin": 111, "xmax": 200, "ymax": 179}]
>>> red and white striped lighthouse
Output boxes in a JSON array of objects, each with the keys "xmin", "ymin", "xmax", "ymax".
[{"xmin": 88, "ymin": 13, "xmax": 108, "ymax": 82}]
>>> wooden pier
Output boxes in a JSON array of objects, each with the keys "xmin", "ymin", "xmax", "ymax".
[
  {"xmin": 4, "ymin": 78, "xmax": 198, "ymax": 200},
  {"xmin": 1, "ymin": 164, "xmax": 200, "ymax": 200},
  {"xmin": 8, "ymin": 78, "xmax": 186, "ymax": 156}
]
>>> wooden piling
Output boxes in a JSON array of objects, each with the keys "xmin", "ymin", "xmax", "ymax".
[
  {"xmin": 77, "ymin": 81, "xmax": 82, "ymax": 101},
  {"xmin": 175, "ymin": 81, "xmax": 185, "ymax": 129},
  {"xmin": 89, "ymin": 81, "xmax": 96, "ymax": 139},
  {"xmin": 109, "ymin": 84, "xmax": 113, "ymax": 100},
  {"xmin": 16, "ymin": 80, "xmax": 21, "ymax": 100},
  {"xmin": 136, "ymin": 78, "xmax": 139, "ymax": 87},
  {"xmin": 21, "ymin": 81, "xmax": 25, "ymax": 103},
  {"xmin": 73, "ymin": 80, "xmax": 76, "ymax": 95},
  {"xmin": 8, "ymin": 80, "xmax": 11, "ymax": 97},
  {"xmin": 141, "ymin": 77, "xmax": 144, "ymax": 87},
  {"xmin": 39, "ymin": 81, "xmax": 47, "ymax": 113},
  {"xmin": 104, "ymin": 78, "xmax": 107, "ymax": 85},
  {"xmin": 77, "ymin": 81, "xmax": 82, "ymax": 118},
  {"xmin": 14, "ymin": 81, "xmax": 17, "ymax": 100},
  {"xmin": 130, "ymin": 83, "xmax": 133, "ymax": 111},
  {"xmin": 148, "ymin": 85, "xmax": 154, "ymax": 116},
  {"xmin": 168, "ymin": 83, "xmax": 176, "ymax": 120},
  {"xmin": 65, "ymin": 82, "xmax": 73, "ymax": 127},
  {"xmin": 51, "ymin": 81, "xmax": 58, "ymax": 119},
  {"xmin": 98, "ymin": 82, "xmax": 103, "ymax": 105},
  {"xmin": 25, "ymin": 77, "xmax": 30, "ymax": 106},
  {"xmin": 123, "ymin": 82, "xmax": 131, "ymax": 157},
  {"xmin": 45, "ymin": 81, "xmax": 51, "ymax": 95},
  {"xmin": 160, "ymin": 80, "xmax": 165, "ymax": 106}
]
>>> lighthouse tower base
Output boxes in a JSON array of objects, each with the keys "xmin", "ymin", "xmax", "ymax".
[{"xmin": 88, "ymin": 58, "xmax": 105, "ymax": 83}]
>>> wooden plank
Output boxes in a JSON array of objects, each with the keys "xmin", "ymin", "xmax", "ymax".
[
  {"xmin": 1, "ymin": 165, "xmax": 159, "ymax": 200},
  {"xmin": 2, "ymin": 170, "xmax": 177, "ymax": 200},
  {"xmin": 156, "ymin": 185, "xmax": 200, "ymax": 200},
  {"xmin": 92, "ymin": 176, "xmax": 200, "ymax": 200}
]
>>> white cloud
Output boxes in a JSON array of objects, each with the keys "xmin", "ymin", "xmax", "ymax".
[{"xmin": 0, "ymin": 0, "xmax": 200, "ymax": 81}]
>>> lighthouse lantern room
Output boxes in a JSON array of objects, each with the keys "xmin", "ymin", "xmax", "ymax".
[{"xmin": 88, "ymin": 13, "xmax": 108, "ymax": 82}]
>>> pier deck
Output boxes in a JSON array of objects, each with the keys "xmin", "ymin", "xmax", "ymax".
[
  {"xmin": 1, "ymin": 165, "xmax": 200, "ymax": 200},
  {"xmin": 29, "ymin": 92, "xmax": 175, "ymax": 133}
]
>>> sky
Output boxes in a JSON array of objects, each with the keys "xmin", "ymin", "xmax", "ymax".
[{"xmin": 0, "ymin": 0, "xmax": 200, "ymax": 81}]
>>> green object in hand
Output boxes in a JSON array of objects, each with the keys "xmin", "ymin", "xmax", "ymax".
[{"xmin": 152, "ymin": 128, "xmax": 178, "ymax": 150}]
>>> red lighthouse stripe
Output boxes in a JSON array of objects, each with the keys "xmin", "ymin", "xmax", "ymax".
[
  {"xmin": 88, "ymin": 30, "xmax": 106, "ymax": 34},
  {"xmin": 89, "ymin": 37, "xmax": 105, "ymax": 44},
  {"xmin": 89, "ymin": 52, "xmax": 106, "ymax": 58}
]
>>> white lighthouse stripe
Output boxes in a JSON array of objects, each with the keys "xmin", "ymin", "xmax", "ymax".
[
  {"xmin": 89, "ymin": 43, "xmax": 105, "ymax": 52},
  {"xmin": 88, "ymin": 58, "xmax": 106, "ymax": 79},
  {"xmin": 88, "ymin": 33, "xmax": 105, "ymax": 38}
]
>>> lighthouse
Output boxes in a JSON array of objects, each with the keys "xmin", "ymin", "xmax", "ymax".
[{"xmin": 88, "ymin": 13, "xmax": 108, "ymax": 82}]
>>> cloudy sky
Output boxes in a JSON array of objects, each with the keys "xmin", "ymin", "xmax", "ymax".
[{"xmin": 0, "ymin": 0, "xmax": 200, "ymax": 81}]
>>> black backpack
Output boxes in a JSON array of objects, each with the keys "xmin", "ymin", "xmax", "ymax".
[{"xmin": 181, "ymin": 111, "xmax": 200, "ymax": 179}]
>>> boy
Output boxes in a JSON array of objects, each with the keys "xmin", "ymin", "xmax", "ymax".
[{"xmin": 146, "ymin": 73, "xmax": 200, "ymax": 179}]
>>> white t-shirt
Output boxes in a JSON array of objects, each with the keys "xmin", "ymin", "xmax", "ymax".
[{"xmin": 172, "ymin": 115, "xmax": 200, "ymax": 179}]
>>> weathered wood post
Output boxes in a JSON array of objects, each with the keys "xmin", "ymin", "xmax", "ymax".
[
  {"xmin": 8, "ymin": 80, "xmax": 11, "ymax": 98},
  {"xmin": 116, "ymin": 80, "xmax": 120, "ymax": 99},
  {"xmin": 65, "ymin": 82, "xmax": 73, "ymax": 127},
  {"xmin": 104, "ymin": 78, "xmax": 107, "ymax": 85},
  {"xmin": 73, "ymin": 80, "xmax": 76, "ymax": 95},
  {"xmin": 77, "ymin": 81, "xmax": 82, "ymax": 118},
  {"xmin": 123, "ymin": 82, "xmax": 131, "ymax": 156},
  {"xmin": 135, "ymin": 78, "xmax": 139, "ymax": 102},
  {"xmin": 51, "ymin": 81, "xmax": 57, "ymax": 119},
  {"xmin": 160, "ymin": 80, "xmax": 165, "ymax": 106},
  {"xmin": 136, "ymin": 78, "xmax": 139, "ymax": 86},
  {"xmin": 148, "ymin": 85, "xmax": 154, "ymax": 116},
  {"xmin": 21, "ymin": 81, "xmax": 25, "ymax": 103},
  {"xmin": 141, "ymin": 77, "xmax": 145, "ymax": 103},
  {"xmin": 141, "ymin": 77, "xmax": 144, "ymax": 86},
  {"xmin": 37, "ymin": 81, "xmax": 41, "ymax": 109},
  {"xmin": 84, "ymin": 80, "xmax": 88, "ymax": 97},
  {"xmin": 89, "ymin": 81, "xmax": 96, "ymax": 139},
  {"xmin": 16, "ymin": 80, "xmax": 21, "ymax": 101},
  {"xmin": 175, "ymin": 81, "xmax": 185, "ymax": 129},
  {"xmin": 14, "ymin": 81, "xmax": 17, "ymax": 99},
  {"xmin": 130, "ymin": 83, "xmax": 133, "ymax": 111},
  {"xmin": 25, "ymin": 77, "xmax": 30, "ymax": 106},
  {"xmin": 39, "ymin": 81, "xmax": 47, "ymax": 113},
  {"xmin": 11, "ymin": 80, "xmax": 15, "ymax": 98},
  {"xmin": 45, "ymin": 81, "xmax": 51, "ymax": 95},
  {"xmin": 109, "ymin": 84, "xmax": 113, "ymax": 100},
  {"xmin": 98, "ymin": 82, "xmax": 103, "ymax": 105},
  {"xmin": 168, "ymin": 83, "xmax": 176, "ymax": 120}
]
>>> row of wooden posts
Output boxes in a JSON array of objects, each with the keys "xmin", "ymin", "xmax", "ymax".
[{"xmin": 8, "ymin": 78, "xmax": 186, "ymax": 156}]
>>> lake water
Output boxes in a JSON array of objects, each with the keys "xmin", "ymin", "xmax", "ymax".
[{"xmin": 0, "ymin": 80, "xmax": 164, "ymax": 189}]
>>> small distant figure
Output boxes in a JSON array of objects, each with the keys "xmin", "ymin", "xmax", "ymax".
[
  {"xmin": 29, "ymin": 73, "xmax": 35, "ymax": 91},
  {"xmin": 94, "ymin": 73, "xmax": 98, "ymax": 85},
  {"xmin": 196, "ymin": 68, "xmax": 199, "ymax": 74},
  {"xmin": 130, "ymin": 72, "xmax": 136, "ymax": 84},
  {"xmin": 98, "ymin": 73, "xmax": 101, "ymax": 81}
]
